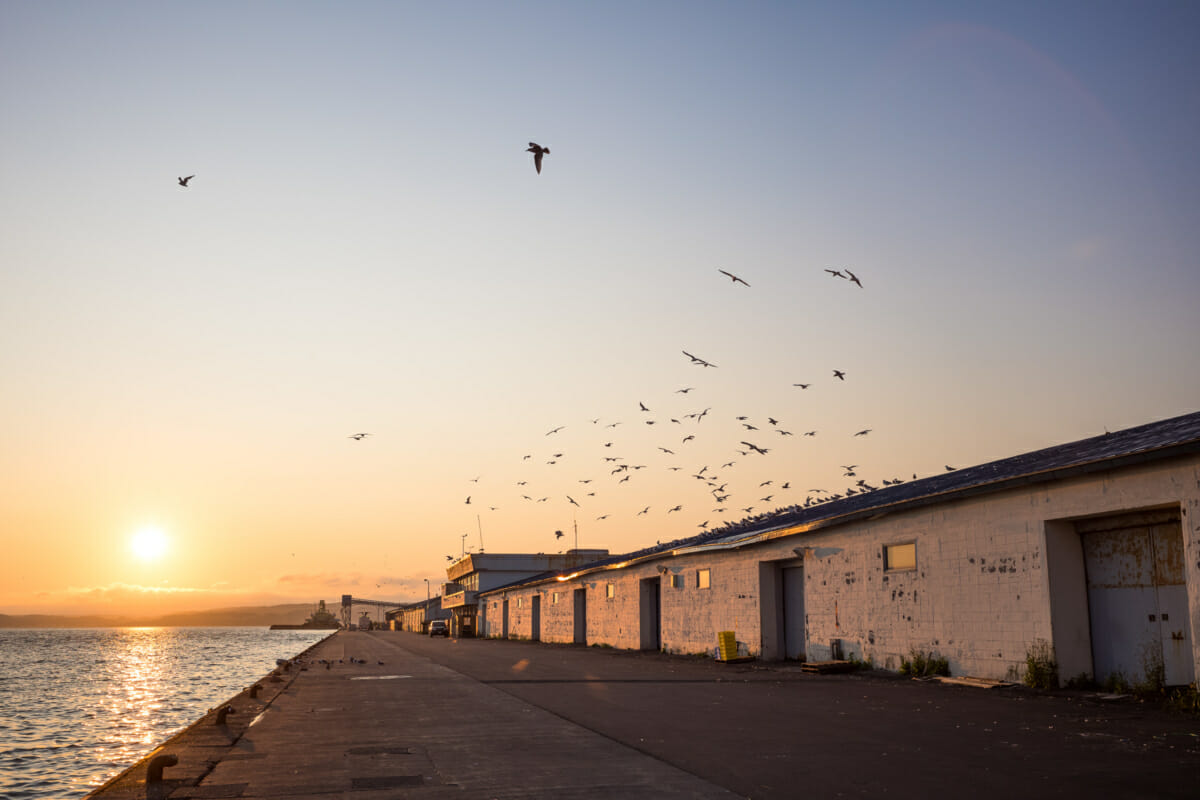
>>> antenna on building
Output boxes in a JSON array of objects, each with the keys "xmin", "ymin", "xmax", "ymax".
[
  {"xmin": 477, "ymin": 514, "xmax": 484, "ymax": 553},
  {"xmin": 573, "ymin": 515, "xmax": 578, "ymax": 552}
]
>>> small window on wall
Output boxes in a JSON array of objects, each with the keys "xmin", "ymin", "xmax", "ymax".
[
  {"xmin": 552, "ymin": 592, "xmax": 559, "ymax": 605},
  {"xmin": 516, "ymin": 597, "xmax": 522, "ymax": 608},
  {"xmin": 884, "ymin": 542, "xmax": 917, "ymax": 571},
  {"xmin": 697, "ymin": 569, "xmax": 711, "ymax": 589},
  {"xmin": 606, "ymin": 583, "xmax": 615, "ymax": 599}
]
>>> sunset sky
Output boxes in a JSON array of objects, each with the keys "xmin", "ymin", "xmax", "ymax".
[{"xmin": 2, "ymin": 1, "xmax": 1198, "ymax": 617}]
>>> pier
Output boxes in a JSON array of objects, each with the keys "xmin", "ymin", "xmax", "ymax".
[{"xmin": 87, "ymin": 630, "xmax": 1200, "ymax": 799}]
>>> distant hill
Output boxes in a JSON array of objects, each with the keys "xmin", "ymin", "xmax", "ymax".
[{"xmin": 0, "ymin": 603, "xmax": 319, "ymax": 629}]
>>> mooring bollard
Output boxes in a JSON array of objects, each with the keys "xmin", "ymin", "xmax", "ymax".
[
  {"xmin": 215, "ymin": 706, "xmax": 236, "ymax": 725},
  {"xmin": 249, "ymin": 684, "xmax": 262, "ymax": 699},
  {"xmin": 146, "ymin": 753, "xmax": 178, "ymax": 783}
]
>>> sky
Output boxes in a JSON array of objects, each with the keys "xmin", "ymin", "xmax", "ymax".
[{"xmin": 2, "ymin": 1, "xmax": 1198, "ymax": 617}]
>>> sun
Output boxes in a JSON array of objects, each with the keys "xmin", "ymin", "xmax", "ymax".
[{"xmin": 130, "ymin": 526, "xmax": 169, "ymax": 562}]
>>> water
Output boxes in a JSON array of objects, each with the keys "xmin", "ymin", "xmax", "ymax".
[{"xmin": 0, "ymin": 627, "xmax": 333, "ymax": 799}]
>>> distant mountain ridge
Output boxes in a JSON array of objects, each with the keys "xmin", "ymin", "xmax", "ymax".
[{"xmin": 0, "ymin": 603, "xmax": 320, "ymax": 629}]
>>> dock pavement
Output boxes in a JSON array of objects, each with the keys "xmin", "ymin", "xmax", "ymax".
[{"xmin": 85, "ymin": 631, "xmax": 735, "ymax": 799}]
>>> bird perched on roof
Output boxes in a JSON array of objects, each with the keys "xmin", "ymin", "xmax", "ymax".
[
  {"xmin": 718, "ymin": 269, "xmax": 750, "ymax": 286},
  {"xmin": 178, "ymin": 175, "xmax": 194, "ymax": 187},
  {"xmin": 526, "ymin": 142, "xmax": 549, "ymax": 173}
]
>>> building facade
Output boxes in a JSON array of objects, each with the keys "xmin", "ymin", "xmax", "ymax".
[{"xmin": 478, "ymin": 412, "xmax": 1200, "ymax": 687}]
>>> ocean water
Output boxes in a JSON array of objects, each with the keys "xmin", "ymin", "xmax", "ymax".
[{"xmin": 0, "ymin": 627, "xmax": 332, "ymax": 799}]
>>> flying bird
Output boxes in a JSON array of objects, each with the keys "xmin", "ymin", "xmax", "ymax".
[
  {"xmin": 833, "ymin": 370, "xmax": 846, "ymax": 380},
  {"xmin": 526, "ymin": 142, "xmax": 549, "ymax": 174},
  {"xmin": 676, "ymin": 387, "xmax": 694, "ymax": 393},
  {"xmin": 668, "ymin": 505, "xmax": 682, "ymax": 513},
  {"xmin": 854, "ymin": 429, "xmax": 872, "ymax": 436},
  {"xmin": 348, "ymin": 433, "xmax": 370, "ymax": 440},
  {"xmin": 555, "ymin": 530, "xmax": 564, "ymax": 539},
  {"xmin": 682, "ymin": 350, "xmax": 717, "ymax": 368},
  {"xmin": 567, "ymin": 495, "xmax": 580, "ymax": 507},
  {"xmin": 793, "ymin": 383, "xmax": 810, "ymax": 389},
  {"xmin": 717, "ymin": 269, "xmax": 750, "ymax": 286},
  {"xmin": 178, "ymin": 175, "xmax": 194, "ymax": 187},
  {"xmin": 546, "ymin": 426, "xmax": 565, "ymax": 435},
  {"xmin": 638, "ymin": 506, "xmax": 650, "ymax": 515},
  {"xmin": 639, "ymin": 401, "xmax": 650, "ymax": 412},
  {"xmin": 824, "ymin": 268, "xmax": 845, "ymax": 279},
  {"xmin": 845, "ymin": 269, "xmax": 863, "ymax": 288},
  {"xmin": 465, "ymin": 496, "xmax": 471, "ymax": 504}
]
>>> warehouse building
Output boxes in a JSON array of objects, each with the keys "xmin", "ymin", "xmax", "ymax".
[{"xmin": 477, "ymin": 411, "xmax": 1200, "ymax": 687}]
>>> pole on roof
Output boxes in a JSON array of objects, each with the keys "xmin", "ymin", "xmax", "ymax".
[
  {"xmin": 477, "ymin": 514, "xmax": 484, "ymax": 553},
  {"xmin": 573, "ymin": 515, "xmax": 578, "ymax": 552}
]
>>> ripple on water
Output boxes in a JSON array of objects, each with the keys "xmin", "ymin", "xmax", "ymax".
[{"xmin": 0, "ymin": 627, "xmax": 331, "ymax": 799}]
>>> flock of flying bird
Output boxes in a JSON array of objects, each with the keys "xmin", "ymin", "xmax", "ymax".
[{"xmin": 182, "ymin": 144, "xmax": 949, "ymax": 554}]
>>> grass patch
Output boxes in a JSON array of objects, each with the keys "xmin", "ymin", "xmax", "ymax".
[
  {"xmin": 899, "ymin": 649, "xmax": 949, "ymax": 677},
  {"xmin": 1022, "ymin": 640, "xmax": 1058, "ymax": 690}
]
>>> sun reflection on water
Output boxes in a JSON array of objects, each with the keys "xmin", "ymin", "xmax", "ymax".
[{"xmin": 0, "ymin": 627, "xmax": 331, "ymax": 799}]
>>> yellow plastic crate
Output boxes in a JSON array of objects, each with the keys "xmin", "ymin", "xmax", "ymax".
[{"xmin": 717, "ymin": 630, "xmax": 737, "ymax": 660}]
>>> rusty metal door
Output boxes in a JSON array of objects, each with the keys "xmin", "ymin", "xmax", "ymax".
[{"xmin": 1080, "ymin": 511, "xmax": 1192, "ymax": 686}]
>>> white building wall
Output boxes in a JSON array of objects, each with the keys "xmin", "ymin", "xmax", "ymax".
[{"xmin": 479, "ymin": 456, "xmax": 1200, "ymax": 683}]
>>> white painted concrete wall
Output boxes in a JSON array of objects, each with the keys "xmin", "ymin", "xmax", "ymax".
[{"xmin": 480, "ymin": 456, "xmax": 1200, "ymax": 683}]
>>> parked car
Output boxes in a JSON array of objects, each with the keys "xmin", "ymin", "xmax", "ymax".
[{"xmin": 428, "ymin": 620, "xmax": 449, "ymax": 637}]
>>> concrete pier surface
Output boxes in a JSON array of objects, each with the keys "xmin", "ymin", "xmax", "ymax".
[{"xmin": 89, "ymin": 630, "xmax": 1199, "ymax": 799}]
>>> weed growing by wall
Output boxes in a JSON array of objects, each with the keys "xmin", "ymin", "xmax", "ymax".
[{"xmin": 1022, "ymin": 639, "xmax": 1058, "ymax": 689}]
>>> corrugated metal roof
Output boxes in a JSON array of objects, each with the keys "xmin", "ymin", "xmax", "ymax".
[{"xmin": 480, "ymin": 410, "xmax": 1200, "ymax": 594}]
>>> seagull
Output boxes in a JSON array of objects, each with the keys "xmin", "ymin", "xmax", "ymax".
[
  {"xmin": 348, "ymin": 433, "xmax": 370, "ymax": 440},
  {"xmin": 717, "ymin": 269, "xmax": 750, "ymax": 287},
  {"xmin": 833, "ymin": 370, "xmax": 846, "ymax": 380},
  {"xmin": 945, "ymin": 465, "xmax": 956, "ymax": 471},
  {"xmin": 676, "ymin": 387, "xmax": 694, "ymax": 393},
  {"xmin": 682, "ymin": 350, "xmax": 717, "ymax": 368},
  {"xmin": 546, "ymin": 426, "xmax": 564, "ymax": 435},
  {"xmin": 741, "ymin": 441, "xmax": 769, "ymax": 455},
  {"xmin": 658, "ymin": 447, "xmax": 675, "ymax": 454},
  {"xmin": 824, "ymin": 268, "xmax": 844, "ymax": 279},
  {"xmin": 845, "ymin": 269, "xmax": 863, "ymax": 288},
  {"xmin": 804, "ymin": 431, "xmax": 817, "ymax": 436},
  {"xmin": 682, "ymin": 435, "xmax": 695, "ymax": 444},
  {"xmin": 526, "ymin": 142, "xmax": 549, "ymax": 174},
  {"xmin": 638, "ymin": 506, "xmax": 650, "ymax": 515},
  {"xmin": 639, "ymin": 401, "xmax": 650, "ymax": 412},
  {"xmin": 667, "ymin": 505, "xmax": 682, "ymax": 513},
  {"xmin": 854, "ymin": 429, "xmax": 872, "ymax": 436},
  {"xmin": 178, "ymin": 175, "xmax": 194, "ymax": 187},
  {"xmin": 793, "ymin": 383, "xmax": 810, "ymax": 389},
  {"xmin": 465, "ymin": 496, "xmax": 471, "ymax": 504},
  {"xmin": 555, "ymin": 530, "xmax": 564, "ymax": 539},
  {"xmin": 567, "ymin": 495, "xmax": 580, "ymax": 507},
  {"xmin": 596, "ymin": 514, "xmax": 609, "ymax": 520}
]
